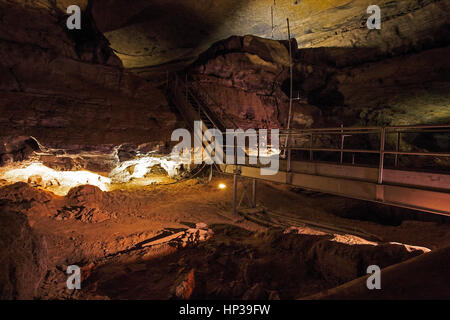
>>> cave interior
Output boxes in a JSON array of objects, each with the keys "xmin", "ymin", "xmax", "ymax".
[{"xmin": 0, "ymin": 0, "xmax": 449, "ymax": 301}]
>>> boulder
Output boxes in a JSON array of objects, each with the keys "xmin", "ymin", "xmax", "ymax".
[
  {"xmin": 56, "ymin": 185, "xmax": 113, "ymax": 223},
  {"xmin": 67, "ymin": 184, "xmax": 104, "ymax": 207},
  {"xmin": 308, "ymin": 238, "xmax": 429, "ymax": 283},
  {"xmin": 174, "ymin": 269, "xmax": 196, "ymax": 300},
  {"xmin": 242, "ymin": 282, "xmax": 267, "ymax": 300},
  {"xmin": 0, "ymin": 182, "xmax": 52, "ymax": 203},
  {"xmin": 0, "ymin": 136, "xmax": 40, "ymax": 165},
  {"xmin": 189, "ymin": 35, "xmax": 318, "ymax": 130},
  {"xmin": 0, "ymin": 208, "xmax": 48, "ymax": 299}
]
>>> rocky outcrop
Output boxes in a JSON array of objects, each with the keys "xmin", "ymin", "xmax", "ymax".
[
  {"xmin": 84, "ymin": 0, "xmax": 450, "ymax": 131},
  {"xmin": 0, "ymin": 136, "xmax": 40, "ymax": 166},
  {"xmin": 90, "ymin": 0, "xmax": 450, "ymax": 70},
  {"xmin": 0, "ymin": 0, "xmax": 179, "ymax": 149},
  {"xmin": 0, "ymin": 207, "xmax": 48, "ymax": 299},
  {"xmin": 307, "ymin": 245, "xmax": 450, "ymax": 300},
  {"xmin": 293, "ymin": 45, "xmax": 450, "ymax": 128},
  {"xmin": 188, "ymin": 35, "xmax": 321, "ymax": 130},
  {"xmin": 55, "ymin": 185, "xmax": 113, "ymax": 223},
  {"xmin": 188, "ymin": 35, "xmax": 449, "ymax": 131},
  {"xmin": 0, "ymin": 182, "xmax": 57, "ymax": 218}
]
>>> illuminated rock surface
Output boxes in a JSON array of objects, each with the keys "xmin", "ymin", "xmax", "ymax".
[
  {"xmin": 91, "ymin": 0, "xmax": 450, "ymax": 69},
  {"xmin": 0, "ymin": 0, "xmax": 449, "ymax": 301}
]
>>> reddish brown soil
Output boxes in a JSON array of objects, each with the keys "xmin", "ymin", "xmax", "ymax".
[{"xmin": 1, "ymin": 175, "xmax": 449, "ymax": 300}]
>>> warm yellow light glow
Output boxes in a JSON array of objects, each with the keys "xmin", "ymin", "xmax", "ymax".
[
  {"xmin": 109, "ymin": 156, "xmax": 182, "ymax": 183},
  {"xmin": 1, "ymin": 162, "xmax": 111, "ymax": 196},
  {"xmin": 218, "ymin": 183, "xmax": 226, "ymax": 190},
  {"xmin": 0, "ymin": 153, "xmax": 186, "ymax": 195}
]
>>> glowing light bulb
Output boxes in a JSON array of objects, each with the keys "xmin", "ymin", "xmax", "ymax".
[{"xmin": 218, "ymin": 183, "xmax": 226, "ymax": 190}]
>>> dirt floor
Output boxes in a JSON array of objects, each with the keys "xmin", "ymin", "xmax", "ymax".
[{"xmin": 1, "ymin": 172, "xmax": 450, "ymax": 300}]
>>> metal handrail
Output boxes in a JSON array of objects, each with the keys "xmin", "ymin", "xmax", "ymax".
[
  {"xmin": 187, "ymin": 89, "xmax": 222, "ymax": 130},
  {"xmin": 280, "ymin": 124, "xmax": 450, "ymax": 132},
  {"xmin": 283, "ymin": 125, "xmax": 449, "ymax": 184},
  {"xmin": 219, "ymin": 125, "xmax": 449, "ymax": 185},
  {"xmin": 170, "ymin": 73, "xmax": 219, "ymax": 131},
  {"xmin": 188, "ymin": 79, "xmax": 240, "ymax": 129},
  {"xmin": 168, "ymin": 72, "xmax": 449, "ymax": 183}
]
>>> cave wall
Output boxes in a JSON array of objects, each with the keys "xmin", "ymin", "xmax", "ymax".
[
  {"xmin": 89, "ymin": 0, "xmax": 449, "ymax": 129},
  {"xmin": 188, "ymin": 35, "xmax": 321, "ymax": 130},
  {"xmin": 0, "ymin": 0, "xmax": 448, "ymax": 145},
  {"xmin": 322, "ymin": 46, "xmax": 450, "ymax": 127},
  {"xmin": 188, "ymin": 36, "xmax": 450, "ymax": 130},
  {"xmin": 90, "ymin": 0, "xmax": 450, "ymax": 70},
  {"xmin": 0, "ymin": 0, "xmax": 179, "ymax": 148}
]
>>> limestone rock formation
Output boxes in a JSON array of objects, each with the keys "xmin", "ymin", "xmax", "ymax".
[
  {"xmin": 90, "ymin": 0, "xmax": 450, "ymax": 70},
  {"xmin": 307, "ymin": 245, "xmax": 450, "ymax": 300},
  {"xmin": 188, "ymin": 35, "xmax": 321, "ymax": 130},
  {"xmin": 0, "ymin": 182, "xmax": 56, "ymax": 217},
  {"xmin": 0, "ymin": 136, "xmax": 40, "ymax": 166},
  {"xmin": 188, "ymin": 28, "xmax": 449, "ymax": 131},
  {"xmin": 56, "ymin": 185, "xmax": 113, "ymax": 223},
  {"xmin": 294, "ymin": 45, "xmax": 450, "ymax": 128},
  {"xmin": 0, "ymin": 0, "xmax": 179, "ymax": 149}
]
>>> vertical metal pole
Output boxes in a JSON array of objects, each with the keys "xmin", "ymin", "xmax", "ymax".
[
  {"xmin": 271, "ymin": 6, "xmax": 274, "ymax": 39},
  {"xmin": 233, "ymin": 135, "xmax": 238, "ymax": 215},
  {"xmin": 395, "ymin": 131, "xmax": 400, "ymax": 168},
  {"xmin": 309, "ymin": 133, "xmax": 313, "ymax": 161},
  {"xmin": 287, "ymin": 147, "xmax": 292, "ymax": 172},
  {"xmin": 233, "ymin": 173, "xmax": 238, "ymax": 215},
  {"xmin": 378, "ymin": 127, "xmax": 386, "ymax": 184},
  {"xmin": 340, "ymin": 124, "xmax": 344, "ymax": 164},
  {"xmin": 252, "ymin": 179, "xmax": 257, "ymax": 208},
  {"xmin": 283, "ymin": 18, "xmax": 293, "ymax": 158},
  {"xmin": 208, "ymin": 165, "xmax": 213, "ymax": 182}
]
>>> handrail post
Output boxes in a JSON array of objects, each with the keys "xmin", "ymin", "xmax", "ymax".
[
  {"xmin": 252, "ymin": 179, "xmax": 257, "ymax": 208},
  {"xmin": 340, "ymin": 124, "xmax": 344, "ymax": 164},
  {"xmin": 395, "ymin": 131, "xmax": 400, "ymax": 168},
  {"xmin": 233, "ymin": 173, "xmax": 238, "ymax": 215},
  {"xmin": 309, "ymin": 133, "xmax": 313, "ymax": 161},
  {"xmin": 233, "ymin": 136, "xmax": 239, "ymax": 216},
  {"xmin": 287, "ymin": 146, "xmax": 292, "ymax": 172},
  {"xmin": 378, "ymin": 127, "xmax": 386, "ymax": 184}
]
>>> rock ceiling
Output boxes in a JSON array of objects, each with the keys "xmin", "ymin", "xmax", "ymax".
[
  {"xmin": 0, "ymin": 0, "xmax": 448, "ymax": 145},
  {"xmin": 88, "ymin": 0, "xmax": 450, "ymax": 69}
]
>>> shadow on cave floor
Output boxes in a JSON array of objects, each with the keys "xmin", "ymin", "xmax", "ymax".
[{"xmin": 79, "ymin": 224, "xmax": 427, "ymax": 300}]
